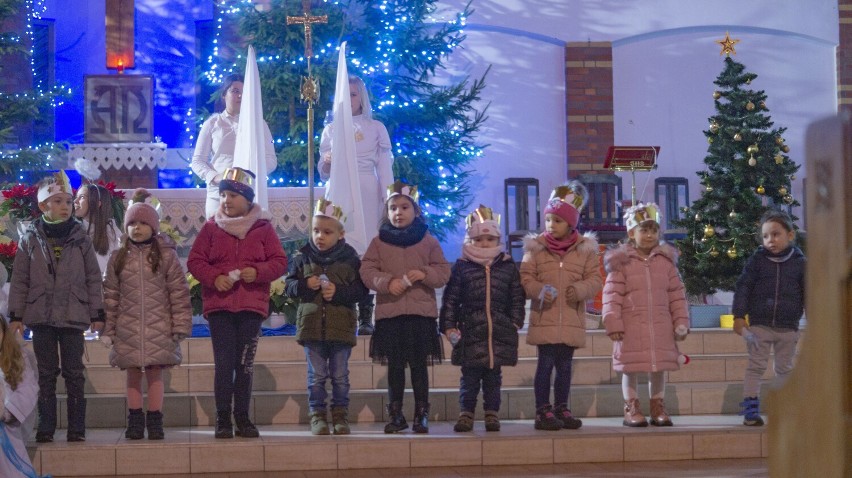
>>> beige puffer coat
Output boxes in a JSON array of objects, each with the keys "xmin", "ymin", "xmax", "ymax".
[
  {"xmin": 103, "ymin": 235, "xmax": 192, "ymax": 369},
  {"xmin": 520, "ymin": 232, "xmax": 602, "ymax": 347}
]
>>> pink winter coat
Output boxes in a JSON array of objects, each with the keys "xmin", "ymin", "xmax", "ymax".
[
  {"xmin": 103, "ymin": 235, "xmax": 192, "ymax": 369},
  {"xmin": 520, "ymin": 233, "xmax": 602, "ymax": 348},
  {"xmin": 602, "ymin": 243, "xmax": 689, "ymax": 373}
]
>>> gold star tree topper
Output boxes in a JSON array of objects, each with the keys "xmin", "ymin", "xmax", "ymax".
[{"xmin": 716, "ymin": 32, "xmax": 740, "ymax": 56}]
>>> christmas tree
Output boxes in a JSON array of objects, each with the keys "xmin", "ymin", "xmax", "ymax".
[
  {"xmin": 0, "ymin": 0, "xmax": 67, "ymax": 182},
  {"xmin": 675, "ymin": 36, "xmax": 800, "ymax": 298},
  {"xmin": 205, "ymin": 0, "xmax": 488, "ymax": 239}
]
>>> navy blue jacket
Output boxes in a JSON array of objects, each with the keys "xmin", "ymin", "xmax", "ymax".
[{"xmin": 732, "ymin": 246, "xmax": 806, "ymax": 330}]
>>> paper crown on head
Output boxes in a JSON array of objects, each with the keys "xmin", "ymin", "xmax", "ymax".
[
  {"xmin": 548, "ymin": 181, "xmax": 587, "ymax": 211},
  {"xmin": 465, "ymin": 204, "xmax": 501, "ymax": 239},
  {"xmin": 37, "ymin": 170, "xmax": 73, "ymax": 203},
  {"xmin": 624, "ymin": 202, "xmax": 661, "ymax": 231},
  {"xmin": 127, "ymin": 188, "xmax": 162, "ymax": 214},
  {"xmin": 219, "ymin": 167, "xmax": 256, "ymax": 202},
  {"xmin": 386, "ymin": 180, "xmax": 419, "ymax": 203},
  {"xmin": 314, "ymin": 198, "xmax": 346, "ymax": 224}
]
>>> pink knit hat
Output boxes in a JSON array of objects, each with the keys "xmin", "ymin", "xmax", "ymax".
[
  {"xmin": 544, "ymin": 180, "xmax": 588, "ymax": 228},
  {"xmin": 124, "ymin": 189, "xmax": 160, "ymax": 234}
]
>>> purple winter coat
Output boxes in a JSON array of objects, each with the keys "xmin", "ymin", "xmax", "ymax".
[{"xmin": 602, "ymin": 243, "xmax": 689, "ymax": 373}]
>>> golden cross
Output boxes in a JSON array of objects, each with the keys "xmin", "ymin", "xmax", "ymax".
[{"xmin": 286, "ymin": 0, "xmax": 328, "ymax": 63}]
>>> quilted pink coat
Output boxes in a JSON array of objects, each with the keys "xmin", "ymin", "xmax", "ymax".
[{"xmin": 602, "ymin": 243, "xmax": 689, "ymax": 373}]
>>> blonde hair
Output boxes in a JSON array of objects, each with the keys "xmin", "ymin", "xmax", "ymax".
[
  {"xmin": 380, "ymin": 195, "xmax": 422, "ymax": 228},
  {"xmin": 0, "ymin": 318, "xmax": 25, "ymax": 391},
  {"xmin": 348, "ymin": 75, "xmax": 373, "ymax": 119}
]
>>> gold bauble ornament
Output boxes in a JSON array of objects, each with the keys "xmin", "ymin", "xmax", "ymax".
[
  {"xmin": 782, "ymin": 145, "xmax": 790, "ymax": 153},
  {"xmin": 704, "ymin": 224, "xmax": 715, "ymax": 238},
  {"xmin": 707, "ymin": 137, "xmax": 714, "ymax": 144},
  {"xmin": 791, "ymin": 174, "xmax": 796, "ymax": 180},
  {"xmin": 729, "ymin": 211, "xmax": 738, "ymax": 219},
  {"xmin": 756, "ymin": 185, "xmax": 765, "ymax": 195},
  {"xmin": 775, "ymin": 136, "xmax": 785, "ymax": 145},
  {"xmin": 727, "ymin": 246, "xmax": 738, "ymax": 259},
  {"xmin": 709, "ymin": 247, "xmax": 719, "ymax": 257},
  {"xmin": 783, "ymin": 194, "xmax": 794, "ymax": 205},
  {"xmin": 713, "ymin": 91, "xmax": 721, "ymax": 100},
  {"xmin": 746, "ymin": 101, "xmax": 755, "ymax": 111},
  {"xmin": 694, "ymin": 213, "xmax": 702, "ymax": 221},
  {"xmin": 748, "ymin": 156, "xmax": 757, "ymax": 167},
  {"xmin": 746, "ymin": 78, "xmax": 752, "ymax": 85},
  {"xmin": 681, "ymin": 206, "xmax": 689, "ymax": 213},
  {"xmin": 734, "ymin": 133, "xmax": 742, "ymax": 141},
  {"xmin": 759, "ymin": 100, "xmax": 766, "ymax": 109},
  {"xmin": 774, "ymin": 154, "xmax": 783, "ymax": 164},
  {"xmin": 747, "ymin": 144, "xmax": 759, "ymax": 154},
  {"xmin": 705, "ymin": 185, "xmax": 714, "ymax": 192},
  {"xmin": 778, "ymin": 187, "xmax": 788, "ymax": 195},
  {"xmin": 709, "ymin": 123, "xmax": 719, "ymax": 133}
]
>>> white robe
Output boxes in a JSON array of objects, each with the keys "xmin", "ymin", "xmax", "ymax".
[
  {"xmin": 0, "ymin": 346, "xmax": 39, "ymax": 478},
  {"xmin": 319, "ymin": 114, "xmax": 394, "ymax": 251}
]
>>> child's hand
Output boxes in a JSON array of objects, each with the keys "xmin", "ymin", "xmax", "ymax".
[
  {"xmin": 542, "ymin": 287, "xmax": 557, "ymax": 304},
  {"xmin": 406, "ymin": 269, "xmax": 426, "ymax": 283},
  {"xmin": 388, "ymin": 278, "xmax": 407, "ymax": 296},
  {"xmin": 100, "ymin": 335, "xmax": 113, "ymax": 348},
  {"xmin": 674, "ymin": 324, "xmax": 689, "ymax": 341},
  {"xmin": 306, "ymin": 275, "xmax": 321, "ymax": 290},
  {"xmin": 240, "ymin": 267, "xmax": 257, "ymax": 283},
  {"xmin": 321, "ymin": 282, "xmax": 336, "ymax": 301},
  {"xmin": 90, "ymin": 322, "xmax": 104, "ymax": 334},
  {"xmin": 733, "ymin": 318, "xmax": 747, "ymax": 336},
  {"xmin": 608, "ymin": 332, "xmax": 624, "ymax": 341},
  {"xmin": 215, "ymin": 274, "xmax": 236, "ymax": 292}
]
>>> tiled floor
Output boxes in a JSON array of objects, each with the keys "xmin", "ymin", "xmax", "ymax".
[{"xmin": 112, "ymin": 458, "xmax": 769, "ymax": 477}]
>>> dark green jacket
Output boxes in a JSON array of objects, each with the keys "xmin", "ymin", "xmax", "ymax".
[{"xmin": 284, "ymin": 240, "xmax": 369, "ymax": 346}]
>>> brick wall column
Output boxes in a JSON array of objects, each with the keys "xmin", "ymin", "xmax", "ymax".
[
  {"xmin": 839, "ymin": 1, "xmax": 852, "ymax": 115},
  {"xmin": 565, "ymin": 42, "xmax": 614, "ymax": 179}
]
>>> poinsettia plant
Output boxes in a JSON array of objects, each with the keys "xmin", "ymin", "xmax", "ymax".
[
  {"xmin": 0, "ymin": 237, "xmax": 18, "ymax": 278},
  {"xmin": 185, "ymin": 273, "xmax": 297, "ymax": 320},
  {"xmin": 96, "ymin": 180, "xmax": 126, "ymax": 226},
  {"xmin": 0, "ymin": 184, "xmax": 40, "ymax": 222}
]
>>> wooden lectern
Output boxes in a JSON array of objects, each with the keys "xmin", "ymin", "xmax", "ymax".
[
  {"xmin": 767, "ymin": 114, "xmax": 851, "ymax": 477},
  {"xmin": 604, "ymin": 146, "xmax": 659, "ymax": 204}
]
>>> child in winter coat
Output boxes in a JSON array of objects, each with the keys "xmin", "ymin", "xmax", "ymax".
[
  {"xmin": 8, "ymin": 171, "xmax": 104, "ymax": 443},
  {"xmin": 732, "ymin": 209, "xmax": 805, "ymax": 426},
  {"xmin": 440, "ymin": 204, "xmax": 525, "ymax": 433},
  {"xmin": 284, "ymin": 199, "xmax": 369, "ymax": 435},
  {"xmin": 521, "ymin": 181, "xmax": 602, "ymax": 431},
  {"xmin": 602, "ymin": 203, "xmax": 689, "ymax": 427},
  {"xmin": 360, "ymin": 181, "xmax": 451, "ymax": 434},
  {"xmin": 101, "ymin": 190, "xmax": 192, "ymax": 440},
  {"xmin": 187, "ymin": 167, "xmax": 288, "ymax": 439},
  {"xmin": 0, "ymin": 311, "xmax": 40, "ymax": 478}
]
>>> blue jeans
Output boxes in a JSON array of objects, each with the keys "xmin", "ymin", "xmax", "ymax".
[
  {"xmin": 534, "ymin": 344, "xmax": 576, "ymax": 409},
  {"xmin": 305, "ymin": 341, "xmax": 352, "ymax": 411},
  {"xmin": 459, "ymin": 366, "xmax": 502, "ymax": 413}
]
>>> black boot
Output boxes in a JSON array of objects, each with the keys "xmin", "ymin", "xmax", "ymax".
[
  {"xmin": 384, "ymin": 401, "xmax": 408, "ymax": 433},
  {"xmin": 234, "ymin": 413, "xmax": 260, "ymax": 438},
  {"xmin": 125, "ymin": 409, "xmax": 145, "ymax": 440},
  {"xmin": 36, "ymin": 396, "xmax": 57, "ymax": 443},
  {"xmin": 66, "ymin": 397, "xmax": 86, "ymax": 442},
  {"xmin": 146, "ymin": 410, "xmax": 164, "ymax": 440},
  {"xmin": 357, "ymin": 294, "xmax": 375, "ymax": 336},
  {"xmin": 215, "ymin": 410, "xmax": 233, "ymax": 439},
  {"xmin": 412, "ymin": 402, "xmax": 430, "ymax": 434}
]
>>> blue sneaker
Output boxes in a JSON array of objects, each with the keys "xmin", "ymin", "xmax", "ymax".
[{"xmin": 739, "ymin": 396, "xmax": 764, "ymax": 426}]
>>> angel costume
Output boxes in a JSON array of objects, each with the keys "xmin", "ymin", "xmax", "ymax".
[{"xmin": 0, "ymin": 346, "xmax": 40, "ymax": 478}]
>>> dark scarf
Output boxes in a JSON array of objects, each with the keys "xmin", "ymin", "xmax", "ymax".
[
  {"xmin": 762, "ymin": 245, "xmax": 797, "ymax": 263},
  {"xmin": 379, "ymin": 217, "xmax": 429, "ymax": 247},
  {"xmin": 307, "ymin": 238, "xmax": 349, "ymax": 265},
  {"xmin": 41, "ymin": 217, "xmax": 76, "ymax": 240}
]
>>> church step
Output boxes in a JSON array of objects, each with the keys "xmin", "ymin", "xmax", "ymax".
[
  {"xmin": 51, "ymin": 382, "xmax": 762, "ymax": 429},
  {"xmin": 30, "ymin": 416, "xmax": 767, "ymax": 477}
]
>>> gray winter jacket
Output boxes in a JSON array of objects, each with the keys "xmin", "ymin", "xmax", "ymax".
[{"xmin": 9, "ymin": 218, "xmax": 104, "ymax": 330}]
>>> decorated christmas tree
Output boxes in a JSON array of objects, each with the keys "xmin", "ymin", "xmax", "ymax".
[
  {"xmin": 205, "ymin": 0, "xmax": 488, "ymax": 239},
  {"xmin": 675, "ymin": 34, "xmax": 800, "ymax": 299}
]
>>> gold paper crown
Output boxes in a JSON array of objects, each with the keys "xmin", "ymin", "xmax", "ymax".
[
  {"xmin": 549, "ymin": 181, "xmax": 587, "ymax": 211},
  {"xmin": 37, "ymin": 170, "xmax": 73, "ymax": 203},
  {"xmin": 465, "ymin": 204, "xmax": 501, "ymax": 229},
  {"xmin": 221, "ymin": 167, "xmax": 255, "ymax": 187},
  {"xmin": 314, "ymin": 198, "xmax": 346, "ymax": 224},
  {"xmin": 624, "ymin": 202, "xmax": 661, "ymax": 230},
  {"xmin": 386, "ymin": 180, "xmax": 419, "ymax": 203},
  {"xmin": 127, "ymin": 188, "xmax": 163, "ymax": 216}
]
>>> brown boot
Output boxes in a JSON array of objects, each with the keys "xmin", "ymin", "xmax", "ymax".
[
  {"xmin": 623, "ymin": 398, "xmax": 648, "ymax": 427},
  {"xmin": 649, "ymin": 398, "xmax": 673, "ymax": 426}
]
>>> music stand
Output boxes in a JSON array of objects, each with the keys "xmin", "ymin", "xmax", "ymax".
[{"xmin": 604, "ymin": 146, "xmax": 659, "ymax": 204}]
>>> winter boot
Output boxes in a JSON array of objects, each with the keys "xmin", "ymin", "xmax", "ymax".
[
  {"xmin": 310, "ymin": 409, "xmax": 330, "ymax": 435},
  {"xmin": 649, "ymin": 398, "xmax": 673, "ymax": 426},
  {"xmin": 35, "ymin": 396, "xmax": 57, "ymax": 443},
  {"xmin": 146, "ymin": 410, "xmax": 164, "ymax": 440},
  {"xmin": 454, "ymin": 411, "xmax": 474, "ymax": 432},
  {"xmin": 623, "ymin": 398, "xmax": 648, "ymax": 427},
  {"xmin": 66, "ymin": 397, "xmax": 87, "ymax": 442},
  {"xmin": 484, "ymin": 410, "xmax": 501, "ymax": 432},
  {"xmin": 124, "ymin": 408, "xmax": 145, "ymax": 440},
  {"xmin": 534, "ymin": 404, "xmax": 563, "ymax": 431},
  {"xmin": 215, "ymin": 410, "xmax": 233, "ymax": 439},
  {"xmin": 234, "ymin": 413, "xmax": 260, "ymax": 438},
  {"xmin": 384, "ymin": 401, "xmax": 408, "ymax": 434},
  {"xmin": 739, "ymin": 396, "xmax": 764, "ymax": 426},
  {"xmin": 554, "ymin": 404, "xmax": 583, "ymax": 429},
  {"xmin": 357, "ymin": 295, "xmax": 375, "ymax": 335},
  {"xmin": 330, "ymin": 406, "xmax": 351, "ymax": 435},
  {"xmin": 412, "ymin": 402, "xmax": 430, "ymax": 434}
]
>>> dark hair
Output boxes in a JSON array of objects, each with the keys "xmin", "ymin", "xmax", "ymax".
[
  {"xmin": 380, "ymin": 195, "xmax": 423, "ymax": 228},
  {"xmin": 760, "ymin": 209, "xmax": 794, "ymax": 233},
  {"xmin": 214, "ymin": 74, "xmax": 244, "ymax": 113},
  {"xmin": 78, "ymin": 184, "xmax": 115, "ymax": 255}
]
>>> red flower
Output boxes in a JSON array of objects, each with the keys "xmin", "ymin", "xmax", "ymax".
[
  {"xmin": 0, "ymin": 184, "xmax": 40, "ymax": 221},
  {"xmin": 97, "ymin": 180, "xmax": 126, "ymax": 199},
  {"xmin": 0, "ymin": 241, "xmax": 18, "ymax": 258}
]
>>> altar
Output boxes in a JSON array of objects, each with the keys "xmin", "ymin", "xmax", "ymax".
[{"xmin": 69, "ymin": 142, "xmax": 167, "ymax": 189}]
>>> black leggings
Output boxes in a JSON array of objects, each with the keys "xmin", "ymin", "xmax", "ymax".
[
  {"xmin": 207, "ymin": 311, "xmax": 264, "ymax": 415},
  {"xmin": 388, "ymin": 357, "xmax": 429, "ymax": 404}
]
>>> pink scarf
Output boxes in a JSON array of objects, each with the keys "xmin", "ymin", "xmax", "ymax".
[
  {"xmin": 462, "ymin": 243, "xmax": 504, "ymax": 266},
  {"xmin": 543, "ymin": 230, "xmax": 579, "ymax": 256},
  {"xmin": 214, "ymin": 204, "xmax": 268, "ymax": 239}
]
